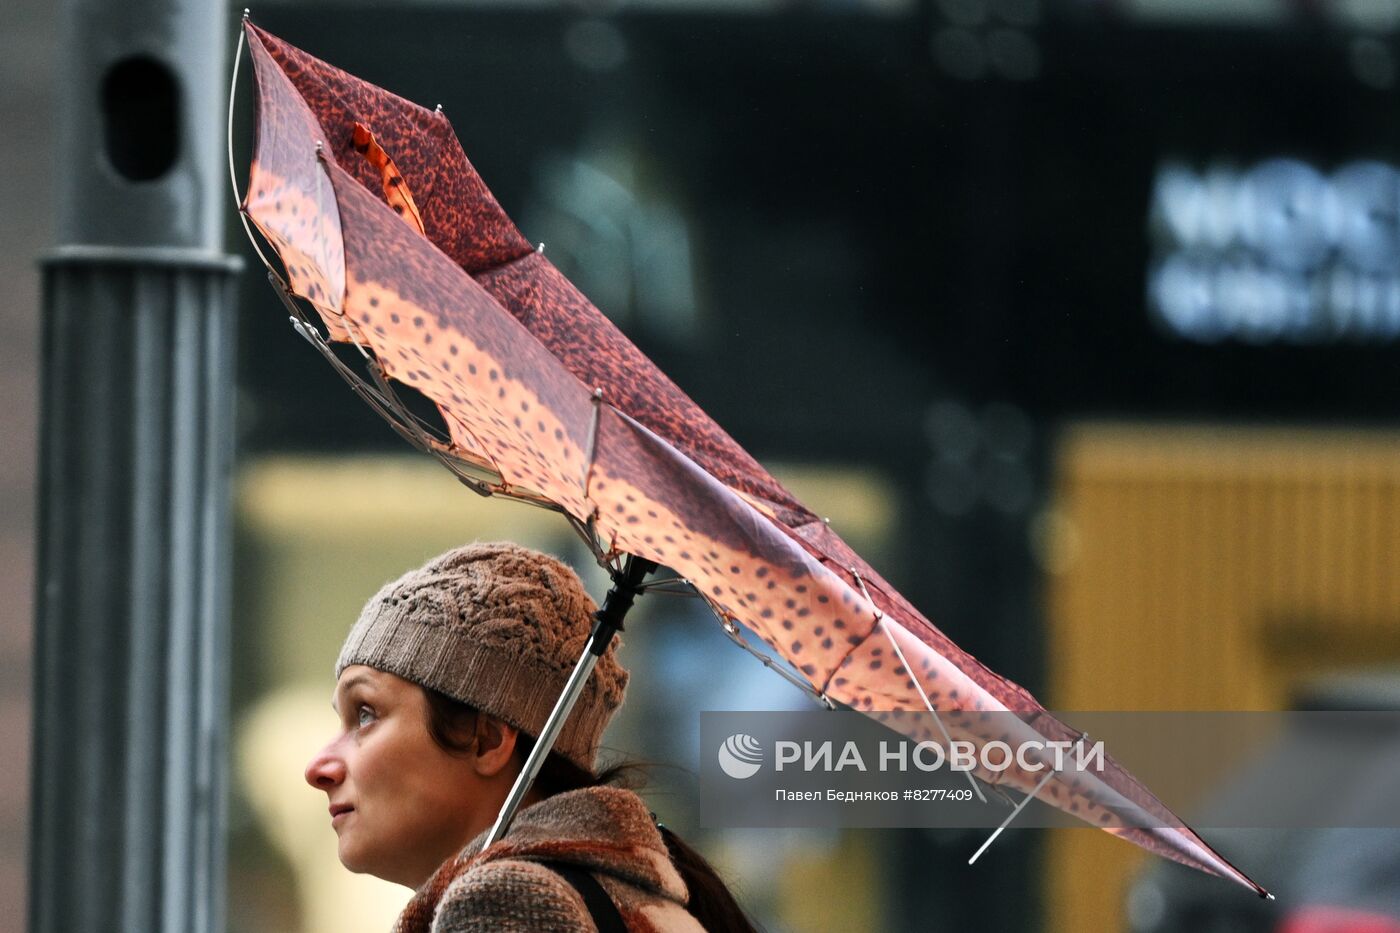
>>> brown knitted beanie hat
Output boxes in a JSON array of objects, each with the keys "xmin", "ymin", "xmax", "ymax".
[{"xmin": 336, "ymin": 542, "xmax": 628, "ymax": 772}]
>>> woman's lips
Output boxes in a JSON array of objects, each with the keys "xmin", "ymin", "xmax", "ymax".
[{"xmin": 329, "ymin": 804, "xmax": 354, "ymax": 825}]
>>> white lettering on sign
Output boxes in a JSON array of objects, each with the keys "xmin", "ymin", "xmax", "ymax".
[{"xmin": 1148, "ymin": 158, "xmax": 1400, "ymax": 343}]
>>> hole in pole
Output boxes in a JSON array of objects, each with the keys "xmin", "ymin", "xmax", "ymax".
[{"xmin": 101, "ymin": 56, "xmax": 179, "ymax": 181}]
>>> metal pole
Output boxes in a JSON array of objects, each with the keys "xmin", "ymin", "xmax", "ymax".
[
  {"xmin": 484, "ymin": 555, "xmax": 656, "ymax": 848},
  {"xmin": 30, "ymin": 0, "xmax": 239, "ymax": 930}
]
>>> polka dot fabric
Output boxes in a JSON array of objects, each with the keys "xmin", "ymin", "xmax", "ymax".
[
  {"xmin": 239, "ymin": 21, "xmax": 1267, "ymax": 898},
  {"xmin": 247, "ymin": 21, "xmax": 809, "ymax": 528},
  {"xmin": 250, "ymin": 24, "xmax": 533, "ymax": 275},
  {"xmin": 326, "ymin": 157, "xmax": 596, "ymax": 511},
  {"xmin": 245, "ymin": 33, "xmax": 346, "ymax": 332}
]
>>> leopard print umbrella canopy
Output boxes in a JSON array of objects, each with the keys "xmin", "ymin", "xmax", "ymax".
[{"xmin": 237, "ymin": 20, "xmax": 1268, "ymax": 898}]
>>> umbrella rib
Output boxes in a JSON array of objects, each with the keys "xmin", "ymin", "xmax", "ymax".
[
  {"xmin": 564, "ymin": 513, "xmax": 611, "ymax": 569},
  {"xmin": 719, "ymin": 617, "xmax": 836, "ymax": 710},
  {"xmin": 582, "ymin": 388, "xmax": 603, "ymax": 498},
  {"xmin": 634, "ymin": 574, "xmax": 692, "ymax": 591},
  {"xmin": 363, "ymin": 358, "xmax": 454, "ymax": 444},
  {"xmin": 967, "ymin": 732, "xmax": 1088, "ymax": 866},
  {"xmin": 584, "ymin": 515, "xmax": 610, "ymax": 572},
  {"xmin": 278, "ymin": 284, "xmax": 421, "ymax": 433},
  {"xmin": 642, "ymin": 579, "xmax": 688, "ymax": 589},
  {"xmin": 274, "ymin": 276, "xmax": 510, "ymax": 498},
  {"xmin": 226, "ymin": 19, "xmax": 281, "ymax": 281},
  {"xmin": 632, "ymin": 583, "xmax": 701, "ymax": 600},
  {"xmin": 276, "ymin": 273, "xmax": 596, "ymax": 512},
  {"xmin": 852, "ymin": 569, "xmax": 989, "ymax": 805},
  {"xmin": 300, "ymin": 297, "xmax": 506, "ymax": 486}
]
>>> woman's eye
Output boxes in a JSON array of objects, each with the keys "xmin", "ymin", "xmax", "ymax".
[{"xmin": 356, "ymin": 706, "xmax": 376, "ymax": 728}]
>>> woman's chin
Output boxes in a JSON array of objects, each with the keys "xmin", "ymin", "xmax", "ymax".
[
  {"xmin": 338, "ymin": 841, "xmax": 426, "ymax": 889},
  {"xmin": 336, "ymin": 835, "xmax": 374, "ymax": 875}
]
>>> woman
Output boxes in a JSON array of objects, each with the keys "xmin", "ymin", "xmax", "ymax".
[{"xmin": 304, "ymin": 542, "xmax": 758, "ymax": 932}]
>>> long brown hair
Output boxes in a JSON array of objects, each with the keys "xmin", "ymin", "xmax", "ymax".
[{"xmin": 422, "ymin": 687, "xmax": 761, "ymax": 932}]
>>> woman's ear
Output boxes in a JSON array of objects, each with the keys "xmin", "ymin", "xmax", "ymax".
[{"xmin": 470, "ymin": 715, "xmax": 520, "ymax": 778}]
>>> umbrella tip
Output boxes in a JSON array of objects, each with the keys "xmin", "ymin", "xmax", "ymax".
[
  {"xmin": 536, "ymin": 241, "xmax": 546, "ymax": 254},
  {"xmin": 435, "ymin": 103, "xmax": 444, "ymax": 114},
  {"xmin": 242, "ymin": 7, "xmax": 250, "ymax": 18},
  {"xmin": 1263, "ymin": 891, "xmax": 1276, "ymax": 901}
]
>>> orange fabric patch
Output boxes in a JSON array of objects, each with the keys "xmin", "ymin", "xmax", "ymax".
[{"xmin": 353, "ymin": 122, "xmax": 426, "ymax": 236}]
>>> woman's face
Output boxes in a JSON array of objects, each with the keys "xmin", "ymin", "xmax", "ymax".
[{"xmin": 304, "ymin": 665, "xmax": 488, "ymax": 887}]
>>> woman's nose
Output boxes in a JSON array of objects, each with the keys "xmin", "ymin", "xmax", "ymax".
[{"xmin": 304, "ymin": 743, "xmax": 347, "ymax": 790}]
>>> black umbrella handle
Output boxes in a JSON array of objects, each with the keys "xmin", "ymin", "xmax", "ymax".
[{"xmin": 588, "ymin": 555, "xmax": 658, "ymax": 655}]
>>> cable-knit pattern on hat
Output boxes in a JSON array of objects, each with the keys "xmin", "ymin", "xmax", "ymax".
[{"xmin": 337, "ymin": 542, "xmax": 628, "ymax": 771}]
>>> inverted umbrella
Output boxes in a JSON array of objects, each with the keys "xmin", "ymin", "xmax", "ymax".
[{"xmin": 231, "ymin": 17, "xmax": 1269, "ymax": 897}]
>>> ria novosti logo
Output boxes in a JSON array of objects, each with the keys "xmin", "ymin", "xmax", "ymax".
[
  {"xmin": 717, "ymin": 734, "xmax": 764, "ymax": 779},
  {"xmin": 714, "ymin": 734, "xmax": 1106, "ymax": 779}
]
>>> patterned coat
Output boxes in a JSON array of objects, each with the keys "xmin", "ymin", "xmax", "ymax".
[{"xmin": 394, "ymin": 786, "xmax": 707, "ymax": 933}]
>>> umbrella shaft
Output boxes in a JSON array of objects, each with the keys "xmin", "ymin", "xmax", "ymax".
[{"xmin": 485, "ymin": 632, "xmax": 605, "ymax": 847}]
